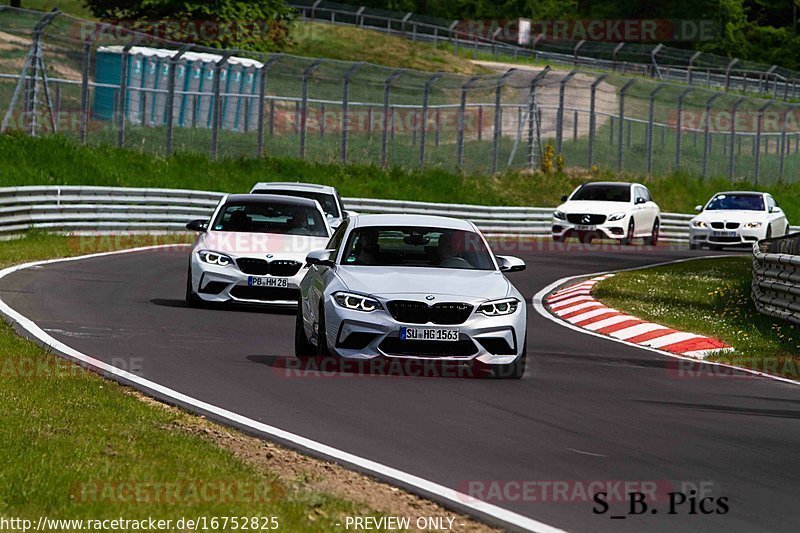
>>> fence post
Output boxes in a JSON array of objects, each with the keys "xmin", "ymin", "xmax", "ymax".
[
  {"xmin": 687, "ymin": 51, "xmax": 701, "ymax": 84},
  {"xmin": 116, "ymin": 39, "xmax": 142, "ymax": 149},
  {"xmin": 617, "ymin": 79, "xmax": 636, "ymax": 173},
  {"xmin": 382, "ymin": 69, "xmax": 403, "ymax": 168},
  {"xmin": 300, "ymin": 59, "xmax": 324, "ymax": 159},
  {"xmin": 341, "ymin": 62, "xmax": 364, "ymax": 163},
  {"xmin": 764, "ymin": 65, "xmax": 777, "ymax": 97},
  {"xmin": 779, "ymin": 105, "xmax": 797, "ymax": 181},
  {"xmin": 588, "ymin": 73, "xmax": 608, "ymax": 168},
  {"xmin": 492, "ymin": 69, "xmax": 516, "ymax": 174},
  {"xmin": 702, "ymin": 93, "xmax": 722, "ymax": 178},
  {"xmin": 527, "ymin": 67, "xmax": 551, "ymax": 170},
  {"xmin": 724, "ymin": 58, "xmax": 738, "ymax": 92},
  {"xmin": 650, "ymin": 44, "xmax": 664, "ymax": 79},
  {"xmin": 165, "ymin": 44, "xmax": 193, "ymax": 156},
  {"xmin": 419, "ymin": 72, "xmax": 443, "ymax": 167},
  {"xmin": 728, "ymin": 97, "xmax": 745, "ymax": 181},
  {"xmin": 449, "ymin": 21, "xmax": 459, "ymax": 55},
  {"xmin": 754, "ymin": 102, "xmax": 773, "ymax": 184},
  {"xmin": 573, "ymin": 40, "xmax": 585, "ymax": 67},
  {"xmin": 210, "ymin": 52, "xmax": 232, "ymax": 160},
  {"xmin": 79, "ymin": 33, "xmax": 93, "ymax": 144},
  {"xmin": 257, "ymin": 54, "xmax": 281, "ymax": 158},
  {"xmin": 556, "ymin": 70, "xmax": 577, "ymax": 153},
  {"xmin": 646, "ymin": 84, "xmax": 667, "ymax": 175},
  {"xmin": 675, "ymin": 87, "xmax": 694, "ymax": 169},
  {"xmin": 612, "ymin": 42, "xmax": 624, "ymax": 72},
  {"xmin": 457, "ymin": 75, "xmax": 479, "ymax": 170},
  {"xmin": 24, "ymin": 10, "xmax": 60, "ymax": 136}
]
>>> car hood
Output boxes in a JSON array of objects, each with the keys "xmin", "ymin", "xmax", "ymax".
[
  {"xmin": 693, "ymin": 210, "xmax": 768, "ymax": 223},
  {"xmin": 557, "ymin": 200, "xmax": 632, "ymax": 215},
  {"xmin": 335, "ymin": 266, "xmax": 511, "ymax": 301},
  {"xmin": 197, "ymin": 231, "xmax": 330, "ymax": 260}
]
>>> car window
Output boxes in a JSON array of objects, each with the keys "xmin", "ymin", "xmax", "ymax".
[
  {"xmin": 326, "ymin": 220, "xmax": 349, "ymax": 253},
  {"xmin": 212, "ymin": 201, "xmax": 329, "ymax": 237},
  {"xmin": 251, "ymin": 189, "xmax": 340, "ymax": 218},
  {"xmin": 767, "ymin": 196, "xmax": 777, "ymax": 211},
  {"xmin": 705, "ymin": 194, "xmax": 765, "ymax": 211},
  {"xmin": 571, "ymin": 184, "xmax": 631, "ymax": 202},
  {"xmin": 341, "ymin": 227, "xmax": 495, "ymax": 270},
  {"xmin": 642, "ymin": 187, "xmax": 653, "ymax": 202},
  {"xmin": 634, "ymin": 187, "xmax": 646, "ymax": 203}
]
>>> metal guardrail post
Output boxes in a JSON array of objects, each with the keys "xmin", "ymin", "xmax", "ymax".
[
  {"xmin": 702, "ymin": 93, "xmax": 722, "ymax": 178},
  {"xmin": 528, "ymin": 67, "xmax": 551, "ymax": 170},
  {"xmin": 341, "ymin": 62, "xmax": 363, "ymax": 163},
  {"xmin": 165, "ymin": 44, "xmax": 193, "ymax": 156},
  {"xmin": 556, "ymin": 70, "xmax": 577, "ymax": 153},
  {"xmin": 646, "ymin": 84, "xmax": 667, "ymax": 175},
  {"xmin": 754, "ymin": 101, "xmax": 773, "ymax": 184},
  {"xmin": 492, "ymin": 69, "xmax": 516, "ymax": 174},
  {"xmin": 419, "ymin": 72, "xmax": 443, "ymax": 167},
  {"xmin": 457, "ymin": 75, "xmax": 479, "ymax": 170},
  {"xmin": 588, "ymin": 74, "xmax": 608, "ymax": 168},
  {"xmin": 382, "ymin": 69, "xmax": 403, "ymax": 168},
  {"xmin": 300, "ymin": 59, "xmax": 324, "ymax": 159},
  {"xmin": 257, "ymin": 55, "xmax": 281, "ymax": 158},
  {"xmin": 617, "ymin": 79, "xmax": 636, "ymax": 173},
  {"xmin": 210, "ymin": 52, "xmax": 232, "ymax": 161},
  {"xmin": 724, "ymin": 58, "xmax": 738, "ymax": 92},
  {"xmin": 728, "ymin": 97, "xmax": 745, "ymax": 181},
  {"xmin": 675, "ymin": 87, "xmax": 694, "ymax": 169},
  {"xmin": 779, "ymin": 104, "xmax": 798, "ymax": 181}
]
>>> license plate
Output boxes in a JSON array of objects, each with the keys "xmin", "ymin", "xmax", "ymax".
[
  {"xmin": 712, "ymin": 231, "xmax": 737, "ymax": 238},
  {"xmin": 575, "ymin": 225, "xmax": 596, "ymax": 231},
  {"xmin": 248, "ymin": 276, "xmax": 288, "ymax": 288},
  {"xmin": 400, "ymin": 327, "xmax": 460, "ymax": 342}
]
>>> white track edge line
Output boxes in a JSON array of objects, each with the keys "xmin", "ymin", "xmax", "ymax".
[
  {"xmin": 0, "ymin": 245, "xmax": 564, "ymax": 533},
  {"xmin": 531, "ymin": 254, "xmax": 800, "ymax": 388}
]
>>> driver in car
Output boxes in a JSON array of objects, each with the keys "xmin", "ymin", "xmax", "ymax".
[{"xmin": 436, "ymin": 231, "xmax": 471, "ymax": 268}]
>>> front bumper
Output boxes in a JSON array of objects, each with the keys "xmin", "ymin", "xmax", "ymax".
[
  {"xmin": 190, "ymin": 254, "xmax": 306, "ymax": 305},
  {"xmin": 552, "ymin": 217, "xmax": 628, "ymax": 240},
  {"xmin": 321, "ymin": 298, "xmax": 527, "ymax": 366},
  {"xmin": 689, "ymin": 227, "xmax": 761, "ymax": 247}
]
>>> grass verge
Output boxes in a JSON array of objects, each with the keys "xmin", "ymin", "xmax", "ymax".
[
  {"xmin": 593, "ymin": 256, "xmax": 800, "ymax": 380},
  {"xmin": 0, "ymin": 232, "xmax": 490, "ymax": 531}
]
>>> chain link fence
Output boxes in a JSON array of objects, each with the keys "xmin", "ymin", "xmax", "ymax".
[
  {"xmin": 2, "ymin": 6, "xmax": 800, "ymax": 182},
  {"xmin": 292, "ymin": 0, "xmax": 800, "ymax": 102}
]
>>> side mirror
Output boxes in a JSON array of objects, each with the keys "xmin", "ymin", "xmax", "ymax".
[
  {"xmin": 695, "ymin": 205, "xmax": 703, "ymax": 212},
  {"xmin": 635, "ymin": 197, "xmax": 646, "ymax": 205},
  {"xmin": 560, "ymin": 195, "xmax": 568, "ymax": 202},
  {"xmin": 186, "ymin": 219, "xmax": 208, "ymax": 232},
  {"xmin": 496, "ymin": 255, "xmax": 526, "ymax": 273},
  {"xmin": 344, "ymin": 210, "xmax": 359, "ymax": 218},
  {"xmin": 771, "ymin": 206, "xmax": 782, "ymax": 213},
  {"xmin": 306, "ymin": 249, "xmax": 336, "ymax": 268}
]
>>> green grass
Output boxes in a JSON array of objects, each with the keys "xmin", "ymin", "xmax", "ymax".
[
  {"xmin": 593, "ymin": 257, "xmax": 800, "ymax": 380},
  {"xmin": 5, "ymin": 133, "xmax": 800, "ymax": 221},
  {"xmin": 0, "ymin": 0, "xmax": 91, "ymax": 17},
  {"xmin": 0, "ymin": 231, "xmax": 393, "ymax": 529}
]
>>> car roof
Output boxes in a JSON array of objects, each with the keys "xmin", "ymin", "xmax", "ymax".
[
  {"xmin": 350, "ymin": 214, "xmax": 475, "ymax": 231},
  {"xmin": 711, "ymin": 191, "xmax": 766, "ymax": 196},
  {"xmin": 579, "ymin": 181, "xmax": 640, "ymax": 187},
  {"xmin": 250, "ymin": 182, "xmax": 336, "ymax": 194},
  {"xmin": 222, "ymin": 193, "xmax": 321, "ymax": 209}
]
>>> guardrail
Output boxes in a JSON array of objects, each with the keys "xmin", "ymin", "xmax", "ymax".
[
  {"xmin": 751, "ymin": 233, "xmax": 800, "ymax": 324},
  {"xmin": 0, "ymin": 185, "xmax": 701, "ymax": 243}
]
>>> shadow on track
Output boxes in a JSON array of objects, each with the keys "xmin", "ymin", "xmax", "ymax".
[{"xmin": 151, "ymin": 298, "xmax": 295, "ymax": 315}]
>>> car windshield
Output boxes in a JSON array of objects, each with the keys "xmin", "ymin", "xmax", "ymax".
[
  {"xmin": 212, "ymin": 201, "xmax": 328, "ymax": 237},
  {"xmin": 571, "ymin": 184, "xmax": 631, "ymax": 202},
  {"xmin": 251, "ymin": 189, "xmax": 340, "ymax": 218},
  {"xmin": 341, "ymin": 227, "xmax": 495, "ymax": 270},
  {"xmin": 705, "ymin": 194, "xmax": 765, "ymax": 211}
]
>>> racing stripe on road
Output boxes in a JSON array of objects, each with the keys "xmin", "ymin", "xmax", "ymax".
[{"xmin": 545, "ymin": 274, "xmax": 733, "ymax": 359}]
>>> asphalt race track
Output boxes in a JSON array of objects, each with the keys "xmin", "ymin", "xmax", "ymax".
[{"xmin": 2, "ymin": 243, "xmax": 799, "ymax": 532}]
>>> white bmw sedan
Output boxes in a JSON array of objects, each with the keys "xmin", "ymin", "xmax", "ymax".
[
  {"xmin": 296, "ymin": 214, "xmax": 528, "ymax": 378},
  {"xmin": 689, "ymin": 191, "xmax": 790, "ymax": 250},
  {"xmin": 185, "ymin": 194, "xmax": 332, "ymax": 306},
  {"xmin": 552, "ymin": 182, "xmax": 661, "ymax": 245}
]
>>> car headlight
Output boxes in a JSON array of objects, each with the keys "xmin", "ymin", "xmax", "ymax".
[
  {"xmin": 333, "ymin": 292, "xmax": 382, "ymax": 312},
  {"xmin": 692, "ymin": 220, "xmax": 707, "ymax": 228},
  {"xmin": 744, "ymin": 222, "xmax": 763, "ymax": 229},
  {"xmin": 198, "ymin": 250, "xmax": 234, "ymax": 266},
  {"xmin": 553, "ymin": 210, "xmax": 566, "ymax": 220},
  {"xmin": 477, "ymin": 298, "xmax": 519, "ymax": 316},
  {"xmin": 608, "ymin": 212, "xmax": 626, "ymax": 222}
]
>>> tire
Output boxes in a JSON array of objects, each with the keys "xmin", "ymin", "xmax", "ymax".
[
  {"xmin": 491, "ymin": 338, "xmax": 527, "ymax": 379},
  {"xmin": 644, "ymin": 219, "xmax": 659, "ymax": 246},
  {"xmin": 689, "ymin": 242, "xmax": 698, "ymax": 250},
  {"xmin": 185, "ymin": 266, "xmax": 203, "ymax": 307},
  {"xmin": 315, "ymin": 301, "xmax": 332, "ymax": 357},
  {"xmin": 621, "ymin": 219, "xmax": 635, "ymax": 246},
  {"xmin": 295, "ymin": 303, "xmax": 315, "ymax": 358}
]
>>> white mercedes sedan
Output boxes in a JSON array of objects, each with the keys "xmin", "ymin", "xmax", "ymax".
[
  {"xmin": 185, "ymin": 194, "xmax": 332, "ymax": 306},
  {"xmin": 552, "ymin": 182, "xmax": 661, "ymax": 245},
  {"xmin": 296, "ymin": 214, "xmax": 528, "ymax": 378},
  {"xmin": 689, "ymin": 191, "xmax": 790, "ymax": 250}
]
